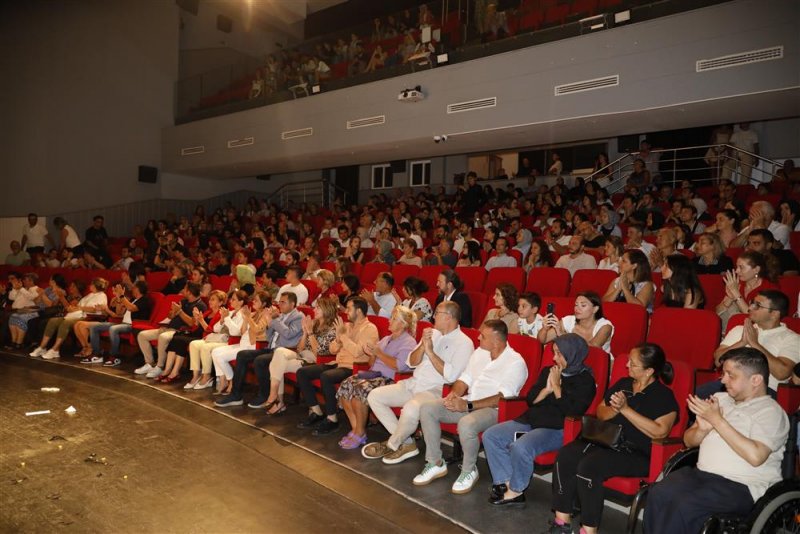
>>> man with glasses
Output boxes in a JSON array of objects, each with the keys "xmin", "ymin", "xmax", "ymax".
[
  {"xmin": 362, "ymin": 301, "xmax": 473, "ymax": 464},
  {"xmin": 698, "ymin": 289, "xmax": 800, "ymax": 398}
]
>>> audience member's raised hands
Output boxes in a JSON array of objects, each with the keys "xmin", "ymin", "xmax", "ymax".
[
  {"xmin": 609, "ymin": 391, "xmax": 629, "ymax": 412},
  {"xmin": 301, "ymin": 314, "xmax": 313, "ymax": 334},
  {"xmin": 687, "ymin": 394, "xmax": 721, "ymax": 426},
  {"xmin": 722, "ymin": 270, "xmax": 741, "ymax": 300},
  {"xmin": 741, "ymin": 318, "xmax": 759, "ymax": 346},
  {"xmin": 334, "ymin": 316, "xmax": 347, "ymax": 336},
  {"xmin": 390, "ymin": 288, "xmax": 402, "ymax": 304},
  {"xmin": 421, "ymin": 327, "xmax": 434, "ymax": 351}
]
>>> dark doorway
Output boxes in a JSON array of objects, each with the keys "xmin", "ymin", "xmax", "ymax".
[{"xmin": 333, "ymin": 165, "xmax": 360, "ymax": 207}]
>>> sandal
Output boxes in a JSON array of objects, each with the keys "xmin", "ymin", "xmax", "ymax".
[
  {"xmin": 266, "ymin": 403, "xmax": 287, "ymax": 416},
  {"xmin": 161, "ymin": 375, "xmax": 179, "ymax": 384},
  {"xmin": 340, "ymin": 433, "xmax": 368, "ymax": 450},
  {"xmin": 338, "ymin": 431, "xmax": 355, "ymax": 447}
]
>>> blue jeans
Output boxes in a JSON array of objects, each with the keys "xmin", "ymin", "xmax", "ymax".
[
  {"xmin": 89, "ymin": 323, "xmax": 133, "ymax": 355},
  {"xmin": 483, "ymin": 419, "xmax": 564, "ymax": 492}
]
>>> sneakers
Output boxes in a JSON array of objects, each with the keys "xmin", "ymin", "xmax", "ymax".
[
  {"xmin": 134, "ymin": 363, "xmax": 153, "ymax": 375},
  {"xmin": 29, "ymin": 347, "xmax": 46, "ymax": 358},
  {"xmin": 103, "ymin": 357, "xmax": 121, "ymax": 367},
  {"xmin": 296, "ymin": 412, "xmax": 325, "ymax": 429},
  {"xmin": 412, "ymin": 461, "xmax": 448, "ymax": 486},
  {"xmin": 382, "ymin": 441, "xmax": 419, "ymax": 465},
  {"xmin": 42, "ymin": 349, "xmax": 60, "ymax": 360},
  {"xmin": 361, "ymin": 441, "xmax": 392, "ymax": 460},
  {"xmin": 145, "ymin": 366, "xmax": 163, "ymax": 379},
  {"xmin": 312, "ymin": 418, "xmax": 340, "ymax": 436},
  {"xmin": 451, "ymin": 467, "xmax": 479, "ymax": 494},
  {"xmin": 214, "ymin": 395, "xmax": 243, "ymax": 407},
  {"xmin": 81, "ymin": 356, "xmax": 104, "ymax": 364},
  {"xmin": 247, "ymin": 397, "xmax": 268, "ymax": 409}
]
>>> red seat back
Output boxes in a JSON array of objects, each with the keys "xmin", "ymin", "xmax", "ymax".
[
  {"xmin": 367, "ymin": 315, "xmax": 391, "ymax": 338},
  {"xmin": 602, "ymin": 302, "xmax": 648, "ymax": 357},
  {"xmin": 361, "ymin": 262, "xmax": 390, "ymax": 285},
  {"xmin": 539, "ymin": 296, "xmax": 575, "ymax": 318},
  {"xmin": 569, "ymin": 269, "xmax": 617, "ymax": 297},
  {"xmin": 418, "ymin": 265, "xmax": 448, "ymax": 291},
  {"xmin": 647, "ymin": 308, "xmax": 721, "ymax": 369},
  {"xmin": 145, "ymin": 271, "xmax": 172, "ymax": 293},
  {"xmin": 464, "ymin": 290, "xmax": 487, "ymax": 328},
  {"xmin": 455, "ymin": 266, "xmax": 487, "ymax": 292},
  {"xmin": 415, "ymin": 320, "xmax": 433, "ymax": 341},
  {"xmin": 461, "ymin": 327, "xmax": 480, "ymax": 348},
  {"xmin": 484, "ymin": 267, "xmax": 526, "ymax": 294},
  {"xmin": 300, "ymin": 279, "xmax": 320, "ymax": 303},
  {"xmin": 391, "ymin": 264, "xmax": 420, "ymax": 288},
  {"xmin": 778, "ymin": 276, "xmax": 800, "ymax": 317},
  {"xmin": 699, "ymin": 274, "xmax": 726, "ymax": 310},
  {"xmin": 526, "ymin": 267, "xmax": 570, "ymax": 297},
  {"xmin": 506, "ymin": 333, "xmax": 543, "ymax": 395}
]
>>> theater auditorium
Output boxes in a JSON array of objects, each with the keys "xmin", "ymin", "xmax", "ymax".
[{"xmin": 1, "ymin": 0, "xmax": 798, "ymax": 532}]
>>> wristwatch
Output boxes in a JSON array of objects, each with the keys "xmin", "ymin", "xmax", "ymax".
[{"xmin": 467, "ymin": 401, "xmax": 474, "ymax": 413}]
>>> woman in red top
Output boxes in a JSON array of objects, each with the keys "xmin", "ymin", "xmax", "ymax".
[{"xmin": 716, "ymin": 250, "xmax": 778, "ymax": 330}]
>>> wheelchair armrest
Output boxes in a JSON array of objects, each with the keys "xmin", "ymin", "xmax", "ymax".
[
  {"xmin": 498, "ymin": 397, "xmax": 528, "ymax": 422},
  {"xmin": 648, "ymin": 438, "xmax": 686, "ymax": 481},
  {"xmin": 656, "ymin": 447, "xmax": 699, "ymax": 482}
]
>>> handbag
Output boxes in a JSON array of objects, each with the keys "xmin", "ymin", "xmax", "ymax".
[{"xmin": 581, "ymin": 415, "xmax": 627, "ymax": 451}]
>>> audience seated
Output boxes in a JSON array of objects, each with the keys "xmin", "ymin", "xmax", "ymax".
[
  {"xmin": 716, "ymin": 251, "xmax": 778, "ymax": 330},
  {"xmin": 516, "ymin": 292, "xmax": 543, "ymax": 338},
  {"xmin": 539, "ymin": 292, "xmax": 614, "ymax": 355},
  {"xmin": 433, "ymin": 269, "xmax": 472, "ymax": 328},
  {"xmin": 277, "ymin": 266, "xmax": 309, "ymax": 305},
  {"xmin": 661, "ymin": 254, "xmax": 705, "ymax": 309},
  {"xmin": 602, "ymin": 249, "xmax": 655, "ymax": 312},
  {"xmin": 396, "ymin": 276, "xmax": 432, "ymax": 322},
  {"xmin": 184, "ymin": 289, "xmax": 240, "ymax": 389},
  {"xmin": 555, "ymin": 235, "xmax": 597, "ymax": 277},
  {"xmin": 692, "ymin": 232, "xmax": 733, "ymax": 275},
  {"xmin": 483, "ymin": 282, "xmax": 520, "ymax": 334},
  {"xmin": 361, "ymin": 271, "xmax": 397, "ymax": 318}
]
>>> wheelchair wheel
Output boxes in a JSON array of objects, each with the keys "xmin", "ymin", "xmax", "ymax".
[{"xmin": 748, "ymin": 484, "xmax": 800, "ymax": 534}]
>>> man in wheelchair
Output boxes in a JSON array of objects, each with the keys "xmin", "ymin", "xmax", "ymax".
[{"xmin": 644, "ymin": 348, "xmax": 791, "ymax": 533}]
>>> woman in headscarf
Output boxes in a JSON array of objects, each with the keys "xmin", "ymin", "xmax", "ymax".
[
  {"xmin": 374, "ymin": 239, "xmax": 395, "ymax": 265},
  {"xmin": 513, "ymin": 228, "xmax": 533, "ymax": 260},
  {"xmin": 483, "ymin": 334, "xmax": 596, "ymax": 507},
  {"xmin": 598, "ymin": 207, "xmax": 622, "ymax": 238}
]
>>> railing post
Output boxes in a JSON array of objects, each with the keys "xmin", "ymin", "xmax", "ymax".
[{"xmin": 672, "ymin": 149, "xmax": 677, "ymax": 189}]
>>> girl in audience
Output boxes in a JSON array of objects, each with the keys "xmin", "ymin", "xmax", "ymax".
[
  {"xmin": 517, "ymin": 292, "xmax": 543, "ymax": 338},
  {"xmin": 524, "ymin": 239, "xmax": 553, "ymax": 272},
  {"xmin": 484, "ymin": 282, "xmax": 520, "ymax": 334},
  {"xmin": 31, "ymin": 278, "xmax": 108, "ymax": 360},
  {"xmin": 335, "ymin": 305, "xmax": 416, "ymax": 449},
  {"xmin": 484, "ymin": 334, "xmax": 595, "ymax": 507},
  {"xmin": 602, "ymin": 249, "xmax": 655, "ymax": 312},
  {"xmin": 539, "ymin": 291, "xmax": 614, "ymax": 355},
  {"xmin": 692, "ymin": 232, "xmax": 733, "ymax": 275},
  {"xmin": 210, "ymin": 292, "xmax": 266, "ymax": 394},
  {"xmin": 661, "ymin": 254, "xmax": 705, "ymax": 309},
  {"xmin": 160, "ymin": 290, "xmax": 231, "ymax": 385},
  {"xmin": 457, "ymin": 240, "xmax": 482, "ymax": 267},
  {"xmin": 396, "ymin": 239, "xmax": 422, "ymax": 267},
  {"xmin": 597, "ymin": 236, "xmax": 623, "ymax": 272},
  {"xmin": 343, "ymin": 236, "xmax": 364, "ymax": 264},
  {"xmin": 394, "ymin": 276, "xmax": 432, "ymax": 322},
  {"xmin": 262, "ymin": 296, "xmax": 338, "ymax": 415},
  {"xmin": 673, "ymin": 223, "xmax": 694, "ymax": 251},
  {"xmin": 716, "ymin": 250, "xmax": 778, "ymax": 329},
  {"xmin": 545, "ymin": 343, "xmax": 678, "ymax": 534},
  {"xmin": 325, "ymin": 242, "xmax": 340, "ymax": 263}
]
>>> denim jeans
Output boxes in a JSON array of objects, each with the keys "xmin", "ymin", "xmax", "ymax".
[
  {"xmin": 89, "ymin": 322, "xmax": 133, "ymax": 355},
  {"xmin": 483, "ymin": 420, "xmax": 564, "ymax": 492}
]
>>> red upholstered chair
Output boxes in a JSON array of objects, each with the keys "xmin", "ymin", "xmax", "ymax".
[
  {"xmin": 367, "ymin": 315, "xmax": 391, "ymax": 338},
  {"xmin": 145, "ymin": 271, "xmax": 172, "ymax": 293},
  {"xmin": 647, "ymin": 307, "xmax": 721, "ymax": 370},
  {"xmin": 418, "ymin": 265, "xmax": 448, "ymax": 290},
  {"xmin": 778, "ymin": 275, "xmax": 800, "ymax": 316},
  {"xmin": 210, "ymin": 275, "xmax": 235, "ymax": 292},
  {"xmin": 391, "ymin": 264, "xmax": 420, "ymax": 288},
  {"xmin": 464, "ymin": 290, "xmax": 488, "ymax": 328},
  {"xmin": 540, "ymin": 296, "xmax": 575, "ymax": 318},
  {"xmin": 299, "ymin": 279, "xmax": 320, "ymax": 304},
  {"xmin": 484, "ymin": 267, "xmax": 526, "ymax": 295},
  {"xmin": 526, "ymin": 267, "xmax": 571, "ymax": 297},
  {"xmin": 130, "ymin": 294, "xmax": 183, "ymax": 346},
  {"xmin": 506, "ymin": 334, "xmax": 543, "ymax": 395},
  {"xmin": 601, "ymin": 355, "xmax": 693, "ymax": 532},
  {"xmin": 698, "ymin": 274, "xmax": 726, "ymax": 310},
  {"xmin": 602, "ymin": 302, "xmax": 648, "ymax": 358},
  {"xmin": 455, "ymin": 266, "xmax": 487, "ymax": 292},
  {"xmin": 361, "ymin": 262, "xmax": 390, "ymax": 284},
  {"xmin": 415, "ymin": 320, "xmax": 433, "ymax": 341},
  {"xmin": 569, "ymin": 269, "xmax": 618, "ymax": 297},
  {"xmin": 460, "ymin": 327, "xmax": 481, "ymax": 349}
]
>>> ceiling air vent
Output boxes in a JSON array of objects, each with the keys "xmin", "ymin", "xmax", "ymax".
[
  {"xmin": 555, "ymin": 75, "xmax": 619, "ymax": 96},
  {"xmin": 347, "ymin": 115, "xmax": 386, "ymax": 129},
  {"xmin": 227, "ymin": 137, "xmax": 254, "ymax": 149},
  {"xmin": 281, "ymin": 127, "xmax": 313, "ymax": 140},
  {"xmin": 447, "ymin": 97, "xmax": 497, "ymax": 114},
  {"xmin": 180, "ymin": 145, "xmax": 205, "ymax": 156},
  {"xmin": 696, "ymin": 46, "xmax": 783, "ymax": 72}
]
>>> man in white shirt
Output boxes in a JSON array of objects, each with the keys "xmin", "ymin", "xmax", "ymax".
[
  {"xmin": 724, "ymin": 123, "xmax": 760, "ymax": 184},
  {"xmin": 276, "ymin": 266, "xmax": 309, "ymax": 305},
  {"xmin": 412, "ymin": 320, "xmax": 527, "ymax": 494},
  {"xmin": 545, "ymin": 219, "xmax": 572, "ymax": 255},
  {"xmin": 361, "ymin": 271, "xmax": 397, "ymax": 318},
  {"xmin": 20, "ymin": 213, "xmax": 53, "ymax": 254},
  {"xmin": 626, "ymin": 224, "xmax": 655, "ymax": 257},
  {"xmin": 555, "ymin": 236, "xmax": 597, "ymax": 277},
  {"xmin": 453, "ymin": 222, "xmax": 477, "ymax": 255},
  {"xmin": 485, "ymin": 237, "xmax": 518, "ymax": 271},
  {"xmin": 645, "ymin": 347, "xmax": 789, "ymax": 534},
  {"xmin": 363, "ymin": 301, "xmax": 474, "ymax": 464}
]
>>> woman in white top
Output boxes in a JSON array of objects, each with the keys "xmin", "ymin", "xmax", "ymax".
[
  {"xmin": 517, "ymin": 292, "xmax": 544, "ymax": 338},
  {"xmin": 211, "ymin": 292, "xmax": 266, "ymax": 393},
  {"xmin": 34, "ymin": 277, "xmax": 108, "ymax": 360},
  {"xmin": 597, "ymin": 236, "xmax": 623, "ymax": 273},
  {"xmin": 394, "ymin": 276, "xmax": 432, "ymax": 322},
  {"xmin": 539, "ymin": 291, "xmax": 614, "ymax": 355},
  {"xmin": 53, "ymin": 217, "xmax": 82, "ymax": 253},
  {"xmin": 602, "ymin": 249, "xmax": 655, "ymax": 313}
]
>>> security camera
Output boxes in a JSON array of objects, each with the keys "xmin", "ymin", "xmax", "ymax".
[{"xmin": 433, "ymin": 134, "xmax": 448, "ymax": 143}]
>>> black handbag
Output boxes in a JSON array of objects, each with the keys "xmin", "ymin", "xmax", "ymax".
[{"xmin": 581, "ymin": 415, "xmax": 628, "ymax": 451}]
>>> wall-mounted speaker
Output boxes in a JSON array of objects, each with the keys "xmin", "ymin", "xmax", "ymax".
[
  {"xmin": 217, "ymin": 14, "xmax": 232, "ymax": 33},
  {"xmin": 138, "ymin": 165, "xmax": 158, "ymax": 183}
]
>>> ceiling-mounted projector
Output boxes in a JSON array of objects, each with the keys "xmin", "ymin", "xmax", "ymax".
[{"xmin": 398, "ymin": 85, "xmax": 424, "ymax": 102}]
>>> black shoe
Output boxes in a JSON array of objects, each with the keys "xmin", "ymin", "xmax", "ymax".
[
  {"xmin": 297, "ymin": 412, "xmax": 325, "ymax": 429},
  {"xmin": 489, "ymin": 492, "xmax": 526, "ymax": 507},
  {"xmin": 311, "ymin": 418, "xmax": 340, "ymax": 436},
  {"xmin": 541, "ymin": 519, "xmax": 572, "ymax": 534},
  {"xmin": 489, "ymin": 483, "xmax": 508, "ymax": 500}
]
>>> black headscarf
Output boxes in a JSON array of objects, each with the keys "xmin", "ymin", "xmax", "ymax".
[{"xmin": 554, "ymin": 333, "xmax": 591, "ymax": 377}]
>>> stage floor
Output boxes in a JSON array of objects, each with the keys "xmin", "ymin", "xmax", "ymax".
[{"xmin": 0, "ymin": 351, "xmax": 633, "ymax": 533}]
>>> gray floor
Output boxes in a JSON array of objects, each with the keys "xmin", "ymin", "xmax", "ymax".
[{"xmin": 0, "ymin": 350, "xmax": 633, "ymax": 533}]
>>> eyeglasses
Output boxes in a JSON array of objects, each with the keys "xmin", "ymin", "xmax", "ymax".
[{"xmin": 749, "ymin": 300, "xmax": 777, "ymax": 311}]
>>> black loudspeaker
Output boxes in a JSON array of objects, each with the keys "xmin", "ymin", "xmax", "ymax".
[
  {"xmin": 256, "ymin": 174, "xmax": 271, "ymax": 181},
  {"xmin": 390, "ymin": 160, "xmax": 406, "ymax": 173},
  {"xmin": 176, "ymin": 0, "xmax": 198, "ymax": 15},
  {"xmin": 138, "ymin": 165, "xmax": 158, "ymax": 183},
  {"xmin": 217, "ymin": 15, "xmax": 232, "ymax": 33}
]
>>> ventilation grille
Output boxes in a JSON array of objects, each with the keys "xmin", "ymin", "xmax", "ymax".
[
  {"xmin": 347, "ymin": 115, "xmax": 386, "ymax": 129},
  {"xmin": 696, "ymin": 46, "xmax": 783, "ymax": 72},
  {"xmin": 281, "ymin": 127, "xmax": 313, "ymax": 140},
  {"xmin": 180, "ymin": 145, "xmax": 205, "ymax": 156},
  {"xmin": 227, "ymin": 137, "xmax": 254, "ymax": 149},
  {"xmin": 447, "ymin": 97, "xmax": 497, "ymax": 114},
  {"xmin": 555, "ymin": 75, "xmax": 619, "ymax": 96}
]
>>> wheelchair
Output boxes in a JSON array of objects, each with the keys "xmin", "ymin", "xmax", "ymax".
[{"xmin": 652, "ymin": 413, "xmax": 799, "ymax": 534}]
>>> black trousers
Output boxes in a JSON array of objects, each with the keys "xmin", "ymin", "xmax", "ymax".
[
  {"xmin": 644, "ymin": 467, "xmax": 753, "ymax": 534},
  {"xmin": 552, "ymin": 440, "xmax": 650, "ymax": 528},
  {"xmin": 231, "ymin": 348, "xmax": 272, "ymax": 400},
  {"xmin": 296, "ymin": 363, "xmax": 351, "ymax": 415}
]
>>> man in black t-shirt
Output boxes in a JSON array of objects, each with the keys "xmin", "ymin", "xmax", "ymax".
[{"xmin": 84, "ymin": 215, "xmax": 110, "ymax": 266}]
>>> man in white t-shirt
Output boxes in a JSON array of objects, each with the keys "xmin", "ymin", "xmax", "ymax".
[
  {"xmin": 626, "ymin": 224, "xmax": 655, "ymax": 257},
  {"xmin": 485, "ymin": 237, "xmax": 518, "ymax": 271},
  {"xmin": 412, "ymin": 319, "xmax": 527, "ymax": 495},
  {"xmin": 724, "ymin": 123, "xmax": 760, "ymax": 184},
  {"xmin": 361, "ymin": 271, "xmax": 397, "ymax": 318},
  {"xmin": 276, "ymin": 266, "xmax": 309, "ymax": 305},
  {"xmin": 20, "ymin": 213, "xmax": 53, "ymax": 254},
  {"xmin": 555, "ymin": 235, "xmax": 597, "ymax": 277},
  {"xmin": 545, "ymin": 219, "xmax": 572, "ymax": 255},
  {"xmin": 645, "ymin": 347, "xmax": 789, "ymax": 534}
]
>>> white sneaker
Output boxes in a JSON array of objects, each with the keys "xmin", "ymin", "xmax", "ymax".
[
  {"xmin": 145, "ymin": 366, "xmax": 163, "ymax": 379},
  {"xmin": 134, "ymin": 363, "xmax": 153, "ymax": 375},
  {"xmin": 412, "ymin": 461, "xmax": 448, "ymax": 486},
  {"xmin": 29, "ymin": 347, "xmax": 46, "ymax": 358},
  {"xmin": 42, "ymin": 349, "xmax": 60, "ymax": 360},
  {"xmin": 451, "ymin": 467, "xmax": 479, "ymax": 494}
]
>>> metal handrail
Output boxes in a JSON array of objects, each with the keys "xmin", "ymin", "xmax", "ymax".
[
  {"xmin": 264, "ymin": 179, "xmax": 349, "ymax": 209},
  {"xmin": 589, "ymin": 144, "xmax": 784, "ymax": 193}
]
